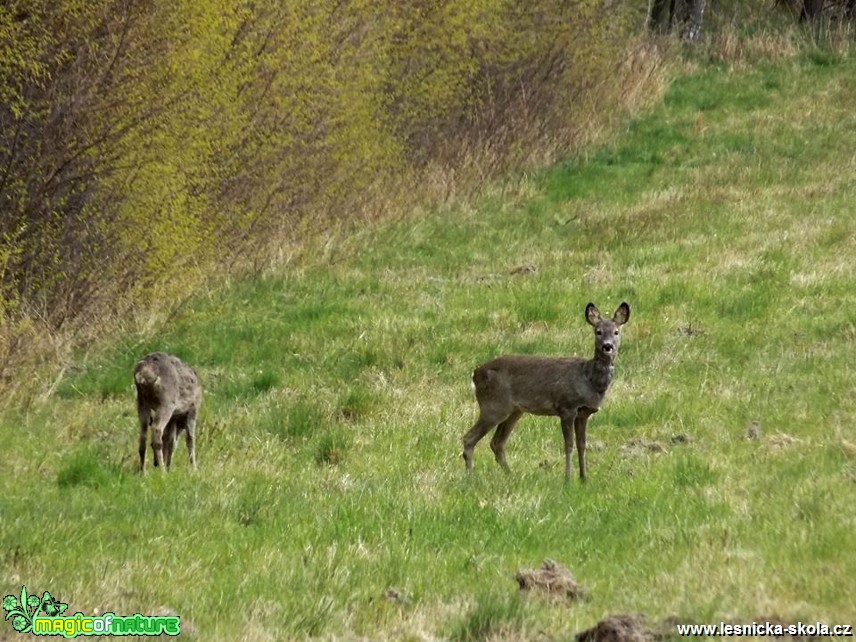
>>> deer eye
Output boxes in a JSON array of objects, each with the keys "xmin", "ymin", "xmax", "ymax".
[
  {"xmin": 614, "ymin": 330, "xmax": 619, "ymax": 336},
  {"xmin": 596, "ymin": 329, "xmax": 602, "ymax": 336}
]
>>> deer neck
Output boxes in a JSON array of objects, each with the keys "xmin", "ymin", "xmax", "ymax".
[{"xmin": 585, "ymin": 352, "xmax": 615, "ymax": 394}]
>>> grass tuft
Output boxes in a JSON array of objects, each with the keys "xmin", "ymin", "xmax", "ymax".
[
  {"xmin": 56, "ymin": 447, "xmax": 123, "ymax": 489},
  {"xmin": 314, "ymin": 429, "xmax": 350, "ymax": 466},
  {"xmin": 449, "ymin": 593, "xmax": 525, "ymax": 642},
  {"xmin": 250, "ymin": 370, "xmax": 282, "ymax": 397},
  {"xmin": 277, "ymin": 400, "xmax": 325, "ymax": 441},
  {"xmin": 336, "ymin": 386, "xmax": 375, "ymax": 423}
]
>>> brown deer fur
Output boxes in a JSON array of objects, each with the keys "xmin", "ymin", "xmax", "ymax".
[
  {"xmin": 462, "ymin": 302, "xmax": 630, "ymax": 481},
  {"xmin": 134, "ymin": 352, "xmax": 202, "ymax": 472}
]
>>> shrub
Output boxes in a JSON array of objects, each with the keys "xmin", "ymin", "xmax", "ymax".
[{"xmin": 0, "ymin": 0, "xmax": 665, "ymax": 394}]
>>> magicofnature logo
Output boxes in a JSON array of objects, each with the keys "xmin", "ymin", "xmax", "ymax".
[
  {"xmin": 3, "ymin": 586, "xmax": 68, "ymax": 634},
  {"xmin": 3, "ymin": 586, "xmax": 180, "ymax": 637}
]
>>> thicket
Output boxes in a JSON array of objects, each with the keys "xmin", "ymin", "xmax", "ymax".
[{"xmin": 0, "ymin": 0, "xmax": 662, "ymax": 386}]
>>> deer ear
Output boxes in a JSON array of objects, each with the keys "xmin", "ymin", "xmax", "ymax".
[
  {"xmin": 585, "ymin": 303, "xmax": 602, "ymax": 326},
  {"xmin": 613, "ymin": 302, "xmax": 630, "ymax": 326}
]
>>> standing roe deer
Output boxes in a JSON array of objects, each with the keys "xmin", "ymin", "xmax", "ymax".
[
  {"xmin": 134, "ymin": 352, "xmax": 202, "ymax": 472},
  {"xmin": 462, "ymin": 302, "xmax": 630, "ymax": 481}
]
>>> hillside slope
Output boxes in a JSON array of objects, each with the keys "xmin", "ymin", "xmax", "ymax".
[{"xmin": 1, "ymin": 52, "xmax": 855, "ymax": 640}]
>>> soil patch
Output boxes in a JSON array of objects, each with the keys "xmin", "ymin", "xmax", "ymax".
[
  {"xmin": 620, "ymin": 438, "xmax": 667, "ymax": 456},
  {"xmin": 577, "ymin": 614, "xmax": 828, "ymax": 641},
  {"xmin": 515, "ymin": 559, "xmax": 586, "ymax": 601},
  {"xmin": 575, "ymin": 614, "xmax": 661, "ymax": 642},
  {"xmin": 768, "ymin": 433, "xmax": 804, "ymax": 449}
]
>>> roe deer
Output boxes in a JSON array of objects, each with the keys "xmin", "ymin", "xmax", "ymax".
[
  {"xmin": 462, "ymin": 302, "xmax": 630, "ymax": 481},
  {"xmin": 134, "ymin": 352, "xmax": 202, "ymax": 472}
]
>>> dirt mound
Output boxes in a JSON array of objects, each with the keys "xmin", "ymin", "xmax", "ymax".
[
  {"xmin": 575, "ymin": 614, "xmax": 659, "ymax": 642},
  {"xmin": 578, "ymin": 614, "xmax": 829, "ymax": 641},
  {"xmin": 620, "ymin": 438, "xmax": 667, "ymax": 455},
  {"xmin": 745, "ymin": 420, "xmax": 761, "ymax": 440},
  {"xmin": 768, "ymin": 433, "xmax": 804, "ymax": 449},
  {"xmin": 515, "ymin": 559, "xmax": 586, "ymax": 601}
]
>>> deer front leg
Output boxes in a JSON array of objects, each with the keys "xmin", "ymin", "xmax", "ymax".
[
  {"xmin": 560, "ymin": 412, "xmax": 575, "ymax": 481},
  {"xmin": 574, "ymin": 408, "xmax": 596, "ymax": 482},
  {"xmin": 185, "ymin": 408, "xmax": 198, "ymax": 470},
  {"xmin": 138, "ymin": 407, "xmax": 149, "ymax": 472},
  {"xmin": 162, "ymin": 417, "xmax": 179, "ymax": 470},
  {"xmin": 149, "ymin": 410, "xmax": 172, "ymax": 471}
]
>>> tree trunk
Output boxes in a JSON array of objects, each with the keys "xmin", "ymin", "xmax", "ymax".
[
  {"xmin": 801, "ymin": 0, "xmax": 824, "ymax": 20},
  {"xmin": 649, "ymin": 0, "xmax": 705, "ymax": 42},
  {"xmin": 649, "ymin": 0, "xmax": 674, "ymax": 33},
  {"xmin": 682, "ymin": 0, "xmax": 706, "ymax": 42}
]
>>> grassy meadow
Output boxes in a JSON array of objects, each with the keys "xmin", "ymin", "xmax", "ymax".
[{"xmin": 2, "ymin": 46, "xmax": 856, "ymax": 640}]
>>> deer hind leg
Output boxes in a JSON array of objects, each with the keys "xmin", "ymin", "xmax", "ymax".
[
  {"xmin": 464, "ymin": 371, "xmax": 513, "ymax": 473},
  {"xmin": 462, "ymin": 415, "xmax": 498, "ymax": 472},
  {"xmin": 490, "ymin": 408, "xmax": 522, "ymax": 473}
]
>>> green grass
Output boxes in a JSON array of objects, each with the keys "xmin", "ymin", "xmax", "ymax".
[{"xmin": 3, "ymin": 51, "xmax": 856, "ymax": 640}]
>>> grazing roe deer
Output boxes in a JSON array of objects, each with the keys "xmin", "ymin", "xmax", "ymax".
[
  {"xmin": 134, "ymin": 352, "xmax": 202, "ymax": 472},
  {"xmin": 462, "ymin": 302, "xmax": 630, "ymax": 481}
]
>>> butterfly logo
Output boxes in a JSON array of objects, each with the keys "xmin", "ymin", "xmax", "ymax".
[{"xmin": 39, "ymin": 592, "xmax": 68, "ymax": 617}]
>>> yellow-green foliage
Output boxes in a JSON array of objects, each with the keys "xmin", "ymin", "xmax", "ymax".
[
  {"xmin": 0, "ymin": 0, "xmax": 656, "ymax": 373},
  {"xmin": 92, "ymin": 0, "xmax": 252, "ymax": 302}
]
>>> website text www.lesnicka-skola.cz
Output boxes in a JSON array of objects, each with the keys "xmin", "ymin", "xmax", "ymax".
[{"xmin": 675, "ymin": 621, "xmax": 853, "ymax": 637}]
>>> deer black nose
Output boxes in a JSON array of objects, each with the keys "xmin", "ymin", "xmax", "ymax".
[{"xmin": 602, "ymin": 343, "xmax": 614, "ymax": 353}]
